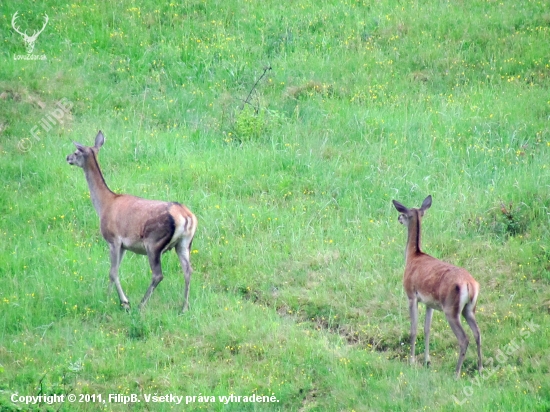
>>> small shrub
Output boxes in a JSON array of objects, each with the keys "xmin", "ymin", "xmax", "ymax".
[
  {"xmin": 228, "ymin": 106, "xmax": 285, "ymax": 143},
  {"xmin": 234, "ymin": 105, "xmax": 266, "ymax": 141}
]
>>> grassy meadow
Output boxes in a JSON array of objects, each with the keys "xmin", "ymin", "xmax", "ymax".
[{"xmin": 1, "ymin": 0, "xmax": 550, "ymax": 410}]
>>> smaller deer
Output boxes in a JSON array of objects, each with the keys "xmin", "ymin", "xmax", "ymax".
[
  {"xmin": 67, "ymin": 131, "xmax": 197, "ymax": 312},
  {"xmin": 392, "ymin": 195, "xmax": 482, "ymax": 378}
]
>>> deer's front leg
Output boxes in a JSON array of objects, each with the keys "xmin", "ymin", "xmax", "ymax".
[
  {"xmin": 408, "ymin": 297, "xmax": 418, "ymax": 365},
  {"xmin": 424, "ymin": 307, "xmax": 434, "ymax": 367},
  {"xmin": 109, "ymin": 243, "xmax": 129, "ymax": 310}
]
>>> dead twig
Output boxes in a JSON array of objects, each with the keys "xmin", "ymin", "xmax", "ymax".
[{"xmin": 240, "ymin": 65, "xmax": 272, "ymax": 113}]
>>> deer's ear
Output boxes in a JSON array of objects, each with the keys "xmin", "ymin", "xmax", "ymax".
[
  {"xmin": 73, "ymin": 142, "xmax": 85, "ymax": 152},
  {"xmin": 95, "ymin": 131, "xmax": 105, "ymax": 149},
  {"xmin": 392, "ymin": 200, "xmax": 409, "ymax": 214},
  {"xmin": 420, "ymin": 195, "xmax": 432, "ymax": 212}
]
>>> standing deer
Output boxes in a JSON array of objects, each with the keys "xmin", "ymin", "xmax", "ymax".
[
  {"xmin": 11, "ymin": 12, "xmax": 49, "ymax": 54},
  {"xmin": 392, "ymin": 195, "xmax": 482, "ymax": 378},
  {"xmin": 66, "ymin": 131, "xmax": 197, "ymax": 312}
]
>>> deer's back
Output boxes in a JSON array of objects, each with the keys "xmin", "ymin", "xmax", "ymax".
[
  {"xmin": 99, "ymin": 195, "xmax": 196, "ymax": 253},
  {"xmin": 404, "ymin": 253, "xmax": 478, "ymax": 310}
]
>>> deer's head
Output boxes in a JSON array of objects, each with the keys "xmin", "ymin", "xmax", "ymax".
[{"xmin": 67, "ymin": 131, "xmax": 105, "ymax": 169}]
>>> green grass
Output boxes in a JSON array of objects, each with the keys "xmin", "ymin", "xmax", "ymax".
[{"xmin": 1, "ymin": 0, "xmax": 550, "ymax": 410}]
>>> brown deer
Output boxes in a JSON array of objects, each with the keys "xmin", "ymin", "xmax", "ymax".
[
  {"xmin": 392, "ymin": 195, "xmax": 482, "ymax": 377},
  {"xmin": 67, "ymin": 131, "xmax": 197, "ymax": 312}
]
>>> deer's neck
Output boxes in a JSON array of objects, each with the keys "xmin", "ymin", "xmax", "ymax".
[
  {"xmin": 83, "ymin": 154, "xmax": 115, "ymax": 216},
  {"xmin": 405, "ymin": 212, "xmax": 422, "ymax": 260}
]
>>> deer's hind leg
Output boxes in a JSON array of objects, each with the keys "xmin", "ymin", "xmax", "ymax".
[
  {"xmin": 139, "ymin": 213, "xmax": 176, "ymax": 310},
  {"xmin": 463, "ymin": 303, "xmax": 482, "ymax": 373},
  {"xmin": 176, "ymin": 236, "xmax": 194, "ymax": 312}
]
